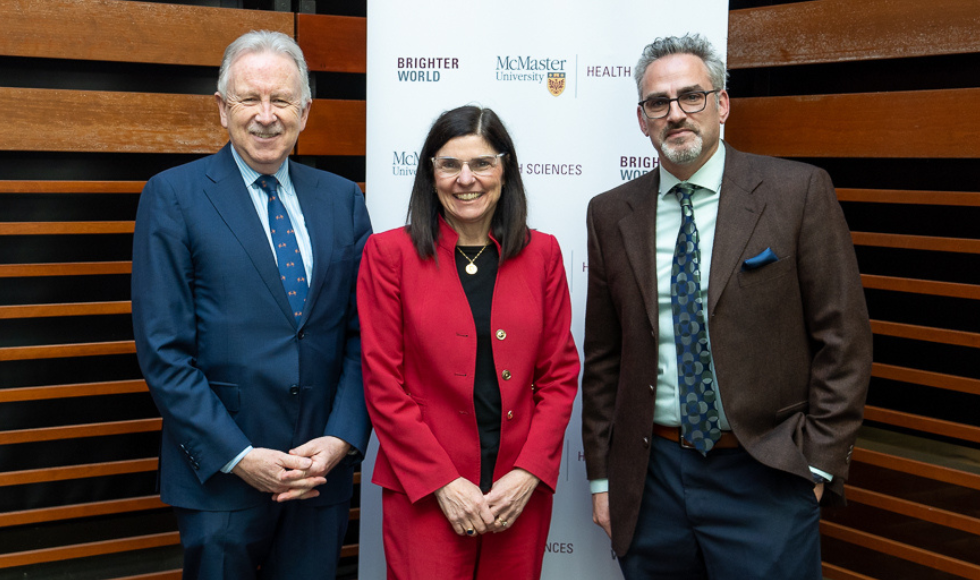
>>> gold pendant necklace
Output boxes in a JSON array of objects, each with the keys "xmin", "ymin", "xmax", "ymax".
[{"xmin": 457, "ymin": 244, "xmax": 490, "ymax": 275}]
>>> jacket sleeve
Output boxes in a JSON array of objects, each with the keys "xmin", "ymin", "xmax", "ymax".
[
  {"xmin": 323, "ymin": 182, "xmax": 374, "ymax": 457},
  {"xmin": 513, "ymin": 235, "xmax": 581, "ymax": 492},
  {"xmin": 797, "ymin": 167, "xmax": 872, "ymax": 493},
  {"xmin": 357, "ymin": 235, "xmax": 461, "ymax": 502},
  {"xmin": 581, "ymin": 198, "xmax": 622, "ymax": 482},
  {"xmin": 131, "ymin": 174, "xmax": 251, "ymax": 483}
]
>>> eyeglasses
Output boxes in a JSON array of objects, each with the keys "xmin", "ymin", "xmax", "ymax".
[
  {"xmin": 638, "ymin": 89, "xmax": 721, "ymax": 119},
  {"xmin": 431, "ymin": 153, "xmax": 507, "ymax": 176}
]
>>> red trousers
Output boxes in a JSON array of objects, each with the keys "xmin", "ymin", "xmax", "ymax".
[{"xmin": 381, "ymin": 486, "xmax": 554, "ymax": 580}]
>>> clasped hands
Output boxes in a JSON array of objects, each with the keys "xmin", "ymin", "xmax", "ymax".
[
  {"xmin": 435, "ymin": 469, "xmax": 540, "ymax": 537},
  {"xmin": 232, "ymin": 435, "xmax": 351, "ymax": 502}
]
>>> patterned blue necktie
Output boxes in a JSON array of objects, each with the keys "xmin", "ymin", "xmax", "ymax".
[
  {"xmin": 670, "ymin": 183, "xmax": 722, "ymax": 455},
  {"xmin": 257, "ymin": 175, "xmax": 308, "ymax": 320}
]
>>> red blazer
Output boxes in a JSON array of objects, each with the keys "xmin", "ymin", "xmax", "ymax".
[{"xmin": 358, "ymin": 219, "xmax": 580, "ymax": 503}]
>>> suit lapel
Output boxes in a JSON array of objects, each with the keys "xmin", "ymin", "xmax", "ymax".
[
  {"xmin": 292, "ymin": 165, "xmax": 333, "ymax": 329},
  {"xmin": 618, "ymin": 171, "xmax": 662, "ymax": 333},
  {"xmin": 203, "ymin": 145, "xmax": 296, "ymax": 324},
  {"xmin": 707, "ymin": 145, "xmax": 766, "ymax": 313}
]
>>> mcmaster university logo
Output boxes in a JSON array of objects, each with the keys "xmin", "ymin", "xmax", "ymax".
[{"xmin": 548, "ymin": 72, "xmax": 566, "ymax": 96}]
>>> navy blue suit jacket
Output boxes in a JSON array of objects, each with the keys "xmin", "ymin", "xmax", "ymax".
[{"xmin": 132, "ymin": 143, "xmax": 372, "ymax": 511}]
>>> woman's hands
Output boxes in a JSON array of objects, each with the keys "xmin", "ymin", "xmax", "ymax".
[
  {"xmin": 435, "ymin": 469, "xmax": 541, "ymax": 536},
  {"xmin": 435, "ymin": 478, "xmax": 496, "ymax": 537},
  {"xmin": 485, "ymin": 468, "xmax": 540, "ymax": 533}
]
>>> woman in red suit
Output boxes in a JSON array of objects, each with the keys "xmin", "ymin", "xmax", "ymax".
[{"xmin": 358, "ymin": 105, "xmax": 580, "ymax": 579}]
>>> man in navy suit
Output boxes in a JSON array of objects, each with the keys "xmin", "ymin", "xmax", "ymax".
[{"xmin": 132, "ymin": 30, "xmax": 371, "ymax": 579}]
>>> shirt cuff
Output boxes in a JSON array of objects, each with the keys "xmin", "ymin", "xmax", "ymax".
[
  {"xmin": 809, "ymin": 466, "xmax": 833, "ymax": 483},
  {"xmin": 589, "ymin": 478, "xmax": 609, "ymax": 494},
  {"xmin": 221, "ymin": 446, "xmax": 253, "ymax": 473}
]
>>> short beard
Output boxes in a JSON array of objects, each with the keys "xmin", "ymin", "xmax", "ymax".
[{"xmin": 659, "ymin": 131, "xmax": 703, "ymax": 165}]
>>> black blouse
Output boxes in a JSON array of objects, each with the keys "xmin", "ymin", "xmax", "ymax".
[{"xmin": 455, "ymin": 244, "xmax": 501, "ymax": 493}]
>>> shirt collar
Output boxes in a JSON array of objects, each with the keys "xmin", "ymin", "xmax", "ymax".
[
  {"xmin": 658, "ymin": 141, "xmax": 726, "ymax": 200},
  {"xmin": 229, "ymin": 145, "xmax": 292, "ymax": 190}
]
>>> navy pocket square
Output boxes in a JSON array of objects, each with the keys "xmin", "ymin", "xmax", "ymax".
[{"xmin": 742, "ymin": 247, "xmax": 778, "ymax": 271}]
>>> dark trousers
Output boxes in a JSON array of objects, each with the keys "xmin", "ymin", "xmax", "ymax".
[
  {"xmin": 619, "ymin": 435, "xmax": 821, "ymax": 580},
  {"xmin": 174, "ymin": 498, "xmax": 350, "ymax": 580}
]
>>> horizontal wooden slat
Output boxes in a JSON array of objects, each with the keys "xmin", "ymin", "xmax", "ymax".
[
  {"xmin": 862, "ymin": 274, "xmax": 980, "ymax": 300},
  {"xmin": 0, "ymin": 458, "xmax": 158, "ymax": 487},
  {"xmin": 852, "ymin": 232, "xmax": 980, "ymax": 254},
  {"xmin": 821, "ymin": 562, "xmax": 879, "ymax": 580},
  {"xmin": 0, "ymin": 181, "xmax": 145, "ymax": 194},
  {"xmin": 837, "ymin": 189, "xmax": 980, "ymax": 207},
  {"xmin": 820, "ymin": 520, "xmax": 980, "ymax": 579},
  {"xmin": 2, "ymin": 88, "xmax": 223, "ymax": 154},
  {"xmin": 0, "ymin": 531, "xmax": 179, "ymax": 569},
  {"xmin": 296, "ymin": 99, "xmax": 366, "ymax": 156},
  {"xmin": 0, "ymin": 0, "xmax": 292, "ymax": 66},
  {"xmin": 114, "ymin": 571, "xmax": 181, "ymax": 580},
  {"xmin": 297, "ymin": 14, "xmax": 366, "ymax": 73},
  {"xmin": 871, "ymin": 320, "xmax": 980, "ymax": 349},
  {"xmin": 845, "ymin": 485, "xmax": 980, "ymax": 536},
  {"xmin": 864, "ymin": 406, "xmax": 980, "ymax": 444},
  {"xmin": 726, "ymin": 88, "xmax": 980, "ymax": 158},
  {"xmin": 0, "ymin": 221, "xmax": 135, "ymax": 235},
  {"xmin": 0, "ymin": 379, "xmax": 147, "ymax": 403},
  {"xmin": 0, "ymin": 496, "xmax": 166, "ymax": 528},
  {"xmin": 340, "ymin": 543, "xmax": 358, "ymax": 559},
  {"xmin": 853, "ymin": 447, "xmax": 980, "ymax": 492},
  {"xmin": 0, "ymin": 261, "xmax": 131, "ymax": 278},
  {"xmin": 0, "ymin": 301, "xmax": 131, "ymax": 320},
  {"xmin": 0, "ymin": 340, "xmax": 136, "ymax": 362},
  {"xmin": 872, "ymin": 362, "xmax": 980, "ymax": 396},
  {"xmin": 0, "ymin": 418, "xmax": 161, "ymax": 445},
  {"xmin": 729, "ymin": 0, "xmax": 980, "ymax": 69}
]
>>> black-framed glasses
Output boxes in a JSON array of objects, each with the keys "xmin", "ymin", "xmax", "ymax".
[
  {"xmin": 431, "ymin": 153, "xmax": 507, "ymax": 176},
  {"xmin": 638, "ymin": 89, "xmax": 721, "ymax": 119}
]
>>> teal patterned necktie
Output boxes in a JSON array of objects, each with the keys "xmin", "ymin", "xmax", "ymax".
[
  {"xmin": 257, "ymin": 175, "xmax": 308, "ymax": 320},
  {"xmin": 670, "ymin": 183, "xmax": 722, "ymax": 455}
]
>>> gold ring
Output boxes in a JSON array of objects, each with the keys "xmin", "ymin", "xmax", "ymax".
[
  {"xmin": 500, "ymin": 520, "xmax": 508, "ymax": 527},
  {"xmin": 465, "ymin": 529, "xmax": 475, "ymax": 536}
]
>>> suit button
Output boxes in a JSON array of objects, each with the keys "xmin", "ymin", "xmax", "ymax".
[
  {"xmin": 496, "ymin": 329, "xmax": 507, "ymax": 340},
  {"xmin": 649, "ymin": 385, "xmax": 655, "ymax": 394},
  {"xmin": 642, "ymin": 437, "xmax": 650, "ymax": 448},
  {"xmin": 297, "ymin": 331, "xmax": 305, "ymax": 340},
  {"xmin": 502, "ymin": 370, "xmax": 512, "ymax": 380},
  {"xmin": 506, "ymin": 410, "xmax": 514, "ymax": 420},
  {"xmin": 289, "ymin": 385, "xmax": 300, "ymax": 395}
]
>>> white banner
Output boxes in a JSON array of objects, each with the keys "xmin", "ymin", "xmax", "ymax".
[{"xmin": 361, "ymin": 3, "xmax": 728, "ymax": 577}]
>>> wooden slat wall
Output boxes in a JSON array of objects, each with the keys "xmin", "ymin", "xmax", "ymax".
[
  {"xmin": 728, "ymin": 1, "xmax": 980, "ymax": 578},
  {"xmin": 0, "ymin": 1, "xmax": 366, "ymax": 578}
]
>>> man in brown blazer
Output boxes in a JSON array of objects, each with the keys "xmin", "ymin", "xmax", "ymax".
[{"xmin": 582, "ymin": 34, "xmax": 872, "ymax": 580}]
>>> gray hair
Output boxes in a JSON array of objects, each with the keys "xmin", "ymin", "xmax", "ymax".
[
  {"xmin": 217, "ymin": 30, "xmax": 312, "ymax": 105},
  {"xmin": 634, "ymin": 34, "xmax": 728, "ymax": 99}
]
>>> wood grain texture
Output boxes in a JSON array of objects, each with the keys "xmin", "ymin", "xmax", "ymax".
[
  {"xmin": 0, "ymin": 301, "xmax": 132, "ymax": 320},
  {"xmin": 726, "ymin": 89, "xmax": 980, "ymax": 158},
  {"xmin": 0, "ymin": 458, "xmax": 158, "ymax": 487},
  {"xmin": 0, "ymin": 222, "xmax": 135, "ymax": 235},
  {"xmin": 729, "ymin": 0, "xmax": 980, "ymax": 69},
  {"xmin": 820, "ymin": 521, "xmax": 980, "ymax": 579},
  {"xmin": 0, "ymin": 496, "xmax": 166, "ymax": 528},
  {"xmin": 297, "ymin": 14, "xmax": 366, "ymax": 73},
  {"xmin": 870, "ymin": 320, "xmax": 980, "ymax": 349},
  {"xmin": 0, "ymin": 0, "xmax": 292, "ymax": 66},
  {"xmin": 0, "ymin": 532, "xmax": 180, "ymax": 569},
  {"xmin": 838, "ymin": 189, "xmax": 980, "ymax": 207},
  {"xmin": 0, "ymin": 419, "xmax": 162, "ymax": 445},
  {"xmin": 872, "ymin": 363, "xmax": 980, "ymax": 396},
  {"xmin": 862, "ymin": 274, "xmax": 980, "ymax": 300},
  {"xmin": 0, "ymin": 262, "xmax": 131, "ymax": 278},
  {"xmin": 821, "ymin": 563, "xmax": 879, "ymax": 580},
  {"xmin": 853, "ymin": 447, "xmax": 980, "ymax": 492},
  {"xmin": 1, "ymin": 88, "xmax": 225, "ymax": 154},
  {"xmin": 845, "ymin": 485, "xmax": 980, "ymax": 536},
  {"xmin": 852, "ymin": 232, "xmax": 980, "ymax": 254},
  {"xmin": 0, "ymin": 340, "xmax": 137, "ymax": 361},
  {"xmin": 0, "ymin": 380, "xmax": 147, "ymax": 403},
  {"xmin": 296, "ymin": 99, "xmax": 366, "ymax": 156},
  {"xmin": 0, "ymin": 181, "xmax": 145, "ymax": 194},
  {"xmin": 864, "ymin": 405, "xmax": 980, "ymax": 444}
]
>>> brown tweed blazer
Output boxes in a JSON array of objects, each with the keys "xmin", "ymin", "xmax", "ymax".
[{"xmin": 581, "ymin": 142, "xmax": 872, "ymax": 556}]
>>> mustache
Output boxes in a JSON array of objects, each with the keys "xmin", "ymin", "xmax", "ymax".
[
  {"xmin": 661, "ymin": 121, "xmax": 699, "ymax": 137},
  {"xmin": 248, "ymin": 123, "xmax": 283, "ymax": 138}
]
